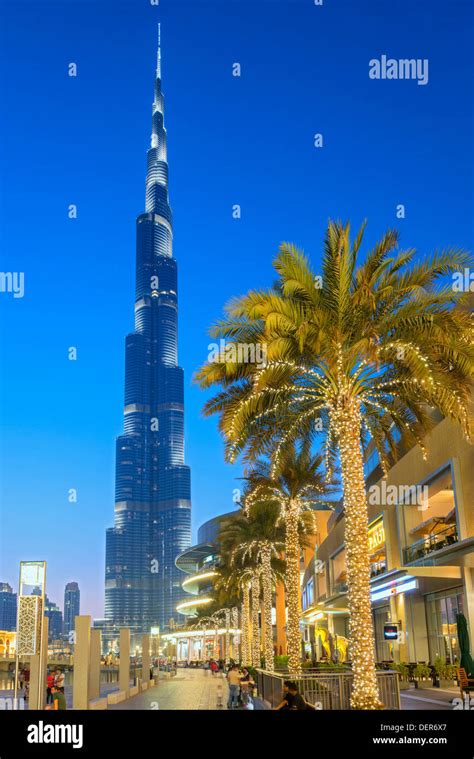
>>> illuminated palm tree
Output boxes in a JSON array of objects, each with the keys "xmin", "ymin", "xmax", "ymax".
[
  {"xmin": 215, "ymin": 562, "xmax": 253, "ymax": 666},
  {"xmin": 242, "ymin": 443, "xmax": 334, "ymax": 674},
  {"xmin": 197, "ymin": 221, "xmax": 473, "ymax": 707},
  {"xmin": 219, "ymin": 503, "xmax": 285, "ymax": 670}
]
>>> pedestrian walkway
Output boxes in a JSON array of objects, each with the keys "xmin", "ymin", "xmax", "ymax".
[
  {"xmin": 109, "ymin": 668, "xmax": 263, "ymax": 711},
  {"xmin": 400, "ymin": 686, "xmax": 460, "ymax": 711}
]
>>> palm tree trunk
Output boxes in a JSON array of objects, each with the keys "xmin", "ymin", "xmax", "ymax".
[
  {"xmin": 285, "ymin": 501, "xmax": 302, "ymax": 675},
  {"xmin": 251, "ymin": 571, "xmax": 261, "ymax": 668},
  {"xmin": 225, "ymin": 608, "xmax": 230, "ymax": 664},
  {"xmin": 261, "ymin": 544, "xmax": 274, "ymax": 671},
  {"xmin": 241, "ymin": 583, "xmax": 251, "ymax": 666},
  {"xmin": 335, "ymin": 402, "xmax": 381, "ymax": 709}
]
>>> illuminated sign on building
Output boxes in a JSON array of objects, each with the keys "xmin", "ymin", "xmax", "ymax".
[
  {"xmin": 368, "ymin": 520, "xmax": 385, "ymax": 552},
  {"xmin": 383, "ymin": 623, "xmax": 399, "ymax": 640},
  {"xmin": 371, "ymin": 579, "xmax": 417, "ymax": 603}
]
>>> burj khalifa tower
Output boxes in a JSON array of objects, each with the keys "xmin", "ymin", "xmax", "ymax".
[{"xmin": 105, "ymin": 26, "xmax": 191, "ymax": 638}]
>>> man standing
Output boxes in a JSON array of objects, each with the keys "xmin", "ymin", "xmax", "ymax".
[
  {"xmin": 226, "ymin": 665, "xmax": 242, "ymax": 709},
  {"xmin": 54, "ymin": 668, "xmax": 65, "ymax": 690}
]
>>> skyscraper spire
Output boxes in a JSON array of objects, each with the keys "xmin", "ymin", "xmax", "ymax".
[
  {"xmin": 156, "ymin": 22, "xmax": 161, "ymax": 78},
  {"xmin": 105, "ymin": 28, "xmax": 192, "ymax": 643}
]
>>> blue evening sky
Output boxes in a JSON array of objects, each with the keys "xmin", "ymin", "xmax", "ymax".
[{"xmin": 0, "ymin": 0, "xmax": 472, "ymax": 618}]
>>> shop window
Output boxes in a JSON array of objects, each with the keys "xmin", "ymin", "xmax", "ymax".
[
  {"xmin": 368, "ymin": 518, "xmax": 387, "ymax": 578},
  {"xmin": 330, "ymin": 549, "xmax": 347, "ymax": 594},
  {"xmin": 426, "ymin": 588, "xmax": 464, "ymax": 664},
  {"xmin": 402, "ymin": 467, "xmax": 458, "ymax": 564}
]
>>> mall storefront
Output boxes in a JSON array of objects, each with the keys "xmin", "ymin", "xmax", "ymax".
[
  {"xmin": 425, "ymin": 586, "xmax": 465, "ymax": 664},
  {"xmin": 371, "ymin": 572, "xmax": 467, "ymax": 666}
]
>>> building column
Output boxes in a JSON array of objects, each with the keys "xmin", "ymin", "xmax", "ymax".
[
  {"xmin": 88, "ymin": 628, "xmax": 101, "ymax": 701},
  {"xmin": 119, "ymin": 628, "xmax": 131, "ymax": 697},
  {"xmin": 73, "ymin": 615, "xmax": 91, "ymax": 710},
  {"xmin": 142, "ymin": 634, "xmax": 150, "ymax": 685},
  {"xmin": 30, "ymin": 615, "xmax": 48, "ymax": 710}
]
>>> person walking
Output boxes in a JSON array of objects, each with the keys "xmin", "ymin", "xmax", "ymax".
[
  {"xmin": 226, "ymin": 664, "xmax": 242, "ymax": 709},
  {"xmin": 46, "ymin": 671, "xmax": 54, "ymax": 705},
  {"xmin": 23, "ymin": 667, "xmax": 30, "ymax": 702}
]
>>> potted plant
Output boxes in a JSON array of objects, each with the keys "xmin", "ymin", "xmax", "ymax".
[
  {"xmin": 413, "ymin": 662, "xmax": 432, "ymax": 689},
  {"xmin": 443, "ymin": 663, "xmax": 457, "ymax": 688},
  {"xmin": 395, "ymin": 662, "xmax": 411, "ymax": 690},
  {"xmin": 273, "ymin": 655, "xmax": 289, "ymax": 671}
]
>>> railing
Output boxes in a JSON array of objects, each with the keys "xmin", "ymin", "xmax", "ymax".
[
  {"xmin": 256, "ymin": 669, "xmax": 400, "ymax": 710},
  {"xmin": 403, "ymin": 523, "xmax": 458, "ymax": 564}
]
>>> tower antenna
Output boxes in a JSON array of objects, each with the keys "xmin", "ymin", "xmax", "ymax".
[{"xmin": 157, "ymin": 22, "xmax": 161, "ymax": 76}]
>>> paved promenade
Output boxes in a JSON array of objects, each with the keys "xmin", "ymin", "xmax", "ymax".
[
  {"xmin": 400, "ymin": 685, "xmax": 461, "ymax": 711},
  {"xmin": 109, "ymin": 668, "xmax": 259, "ymax": 711}
]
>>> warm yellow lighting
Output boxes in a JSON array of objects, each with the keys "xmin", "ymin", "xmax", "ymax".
[
  {"xmin": 307, "ymin": 612, "xmax": 324, "ymax": 622},
  {"xmin": 182, "ymin": 571, "xmax": 218, "ymax": 588},
  {"xmin": 176, "ymin": 597, "xmax": 212, "ymax": 611},
  {"xmin": 161, "ymin": 628, "xmax": 241, "ymax": 640},
  {"xmin": 332, "ymin": 396, "xmax": 382, "ymax": 709}
]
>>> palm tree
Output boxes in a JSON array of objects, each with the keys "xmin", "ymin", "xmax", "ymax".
[
  {"xmin": 219, "ymin": 502, "xmax": 286, "ymax": 671},
  {"xmin": 197, "ymin": 221, "xmax": 473, "ymax": 707},
  {"xmin": 242, "ymin": 442, "xmax": 334, "ymax": 674},
  {"xmin": 215, "ymin": 562, "xmax": 253, "ymax": 666}
]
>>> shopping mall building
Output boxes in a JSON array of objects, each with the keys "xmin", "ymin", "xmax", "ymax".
[
  {"xmin": 161, "ymin": 512, "xmax": 241, "ymax": 662},
  {"xmin": 298, "ymin": 412, "xmax": 474, "ymax": 667}
]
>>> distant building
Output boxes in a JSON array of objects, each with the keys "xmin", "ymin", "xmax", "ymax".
[
  {"xmin": 0, "ymin": 583, "xmax": 17, "ymax": 631},
  {"xmin": 63, "ymin": 582, "xmax": 80, "ymax": 638},
  {"xmin": 32, "ymin": 587, "xmax": 63, "ymax": 642},
  {"xmin": 45, "ymin": 596, "xmax": 63, "ymax": 641}
]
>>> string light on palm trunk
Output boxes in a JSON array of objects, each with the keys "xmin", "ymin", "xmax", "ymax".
[
  {"xmin": 251, "ymin": 571, "xmax": 261, "ymax": 668},
  {"xmin": 241, "ymin": 583, "xmax": 251, "ymax": 666},
  {"xmin": 286, "ymin": 501, "xmax": 302, "ymax": 675},
  {"xmin": 332, "ymin": 399, "xmax": 382, "ymax": 709},
  {"xmin": 261, "ymin": 544, "xmax": 275, "ymax": 671}
]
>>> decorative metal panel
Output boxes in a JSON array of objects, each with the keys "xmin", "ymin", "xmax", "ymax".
[{"xmin": 17, "ymin": 596, "xmax": 42, "ymax": 655}]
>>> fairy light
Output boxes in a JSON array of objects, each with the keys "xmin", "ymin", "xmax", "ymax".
[
  {"xmin": 225, "ymin": 608, "xmax": 231, "ymax": 665},
  {"xmin": 261, "ymin": 543, "xmax": 275, "ymax": 671},
  {"xmin": 332, "ymin": 398, "xmax": 382, "ymax": 709},
  {"xmin": 206, "ymin": 274, "xmax": 472, "ymax": 706},
  {"xmin": 286, "ymin": 500, "xmax": 302, "ymax": 675},
  {"xmin": 241, "ymin": 582, "xmax": 251, "ymax": 666},
  {"xmin": 251, "ymin": 571, "xmax": 261, "ymax": 667}
]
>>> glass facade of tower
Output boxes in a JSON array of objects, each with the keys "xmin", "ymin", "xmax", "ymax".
[
  {"xmin": 105, "ymin": 30, "xmax": 191, "ymax": 640},
  {"xmin": 63, "ymin": 581, "xmax": 80, "ymax": 638},
  {"xmin": 0, "ymin": 583, "xmax": 17, "ymax": 632}
]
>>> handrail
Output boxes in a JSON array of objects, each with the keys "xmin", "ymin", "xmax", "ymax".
[{"xmin": 255, "ymin": 668, "xmax": 400, "ymax": 709}]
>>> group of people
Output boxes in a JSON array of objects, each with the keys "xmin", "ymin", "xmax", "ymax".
[
  {"xmin": 45, "ymin": 668, "xmax": 66, "ymax": 710},
  {"xmin": 226, "ymin": 665, "xmax": 255, "ymax": 709},
  {"xmin": 16, "ymin": 666, "xmax": 66, "ymax": 710}
]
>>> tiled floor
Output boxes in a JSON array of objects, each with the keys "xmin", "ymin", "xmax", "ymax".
[
  {"xmin": 109, "ymin": 669, "xmax": 236, "ymax": 711},
  {"xmin": 400, "ymin": 686, "xmax": 460, "ymax": 710}
]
